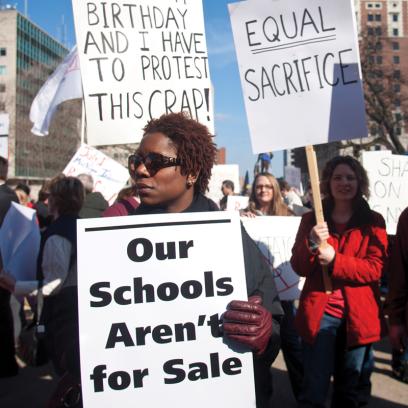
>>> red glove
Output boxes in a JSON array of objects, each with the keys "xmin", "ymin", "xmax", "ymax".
[{"xmin": 222, "ymin": 295, "xmax": 273, "ymax": 356}]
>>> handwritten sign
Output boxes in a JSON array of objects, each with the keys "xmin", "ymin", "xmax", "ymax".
[
  {"xmin": 63, "ymin": 144, "xmax": 129, "ymax": 204},
  {"xmin": 77, "ymin": 212, "xmax": 256, "ymax": 407},
  {"xmin": 227, "ymin": 195, "xmax": 249, "ymax": 211},
  {"xmin": 242, "ymin": 216, "xmax": 304, "ymax": 300},
  {"xmin": 228, "ymin": 0, "xmax": 367, "ymax": 152},
  {"xmin": 362, "ymin": 150, "xmax": 408, "ymax": 235},
  {"xmin": 72, "ymin": 0, "xmax": 213, "ymax": 146}
]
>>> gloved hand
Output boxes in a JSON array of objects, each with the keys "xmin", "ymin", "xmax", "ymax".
[{"xmin": 222, "ymin": 295, "xmax": 273, "ymax": 356}]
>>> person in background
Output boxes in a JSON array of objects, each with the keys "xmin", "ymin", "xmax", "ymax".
[
  {"xmin": 15, "ymin": 183, "xmax": 33, "ymax": 208},
  {"xmin": 128, "ymin": 112, "xmax": 283, "ymax": 408},
  {"xmin": 278, "ymin": 179, "xmax": 310, "ymax": 216},
  {"xmin": 34, "ymin": 181, "xmax": 53, "ymax": 231},
  {"xmin": 291, "ymin": 156, "xmax": 388, "ymax": 408},
  {"xmin": 242, "ymin": 171, "xmax": 303, "ymax": 400},
  {"xmin": 77, "ymin": 173, "xmax": 108, "ymax": 218},
  {"xmin": 0, "ymin": 175, "xmax": 84, "ymax": 405},
  {"xmin": 102, "ymin": 184, "xmax": 140, "ymax": 217},
  {"xmin": 385, "ymin": 207, "xmax": 408, "ymax": 383},
  {"xmin": 0, "ymin": 157, "xmax": 19, "ymax": 378},
  {"xmin": 219, "ymin": 179, "xmax": 235, "ymax": 210},
  {"xmin": 242, "ymin": 172, "xmax": 293, "ymax": 218}
]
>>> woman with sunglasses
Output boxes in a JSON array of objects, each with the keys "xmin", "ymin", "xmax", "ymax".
[
  {"xmin": 291, "ymin": 156, "xmax": 388, "ymax": 408},
  {"xmin": 128, "ymin": 112, "xmax": 283, "ymax": 408}
]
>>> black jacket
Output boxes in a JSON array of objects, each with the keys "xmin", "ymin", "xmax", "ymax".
[{"xmin": 134, "ymin": 193, "xmax": 283, "ymax": 407}]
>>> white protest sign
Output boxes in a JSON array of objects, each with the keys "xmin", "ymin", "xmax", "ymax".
[
  {"xmin": 0, "ymin": 113, "xmax": 9, "ymax": 135},
  {"xmin": 77, "ymin": 211, "xmax": 256, "ymax": 407},
  {"xmin": 227, "ymin": 195, "xmax": 249, "ymax": 211},
  {"xmin": 284, "ymin": 166, "xmax": 302, "ymax": 191},
  {"xmin": 228, "ymin": 0, "xmax": 367, "ymax": 152},
  {"xmin": 362, "ymin": 150, "xmax": 408, "ymax": 235},
  {"xmin": 242, "ymin": 216, "xmax": 304, "ymax": 300},
  {"xmin": 72, "ymin": 0, "xmax": 214, "ymax": 146},
  {"xmin": 206, "ymin": 164, "xmax": 240, "ymax": 205},
  {"xmin": 0, "ymin": 203, "xmax": 40, "ymax": 281},
  {"xmin": 63, "ymin": 144, "xmax": 129, "ymax": 204}
]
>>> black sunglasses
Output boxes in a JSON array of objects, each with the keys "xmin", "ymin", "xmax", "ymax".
[{"xmin": 128, "ymin": 152, "xmax": 181, "ymax": 177}]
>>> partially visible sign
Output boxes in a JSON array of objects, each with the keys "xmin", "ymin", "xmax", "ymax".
[
  {"xmin": 77, "ymin": 211, "xmax": 256, "ymax": 407},
  {"xmin": 229, "ymin": 0, "xmax": 367, "ymax": 152},
  {"xmin": 207, "ymin": 164, "xmax": 240, "ymax": 206},
  {"xmin": 0, "ymin": 136, "xmax": 8, "ymax": 159},
  {"xmin": 242, "ymin": 216, "xmax": 304, "ymax": 300},
  {"xmin": 0, "ymin": 113, "xmax": 9, "ymax": 135},
  {"xmin": 227, "ymin": 195, "xmax": 249, "ymax": 211},
  {"xmin": 72, "ymin": 0, "xmax": 213, "ymax": 146},
  {"xmin": 284, "ymin": 166, "xmax": 302, "ymax": 191},
  {"xmin": 63, "ymin": 144, "xmax": 129, "ymax": 204},
  {"xmin": 362, "ymin": 150, "xmax": 408, "ymax": 235}
]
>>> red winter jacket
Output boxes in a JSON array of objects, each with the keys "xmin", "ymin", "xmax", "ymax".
[{"xmin": 291, "ymin": 199, "xmax": 388, "ymax": 347}]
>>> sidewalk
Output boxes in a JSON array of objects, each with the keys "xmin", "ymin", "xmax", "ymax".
[{"xmin": 0, "ymin": 339, "xmax": 407, "ymax": 407}]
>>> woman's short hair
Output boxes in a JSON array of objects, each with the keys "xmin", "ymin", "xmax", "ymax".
[
  {"xmin": 248, "ymin": 172, "xmax": 292, "ymax": 216},
  {"xmin": 142, "ymin": 112, "xmax": 217, "ymax": 194},
  {"xmin": 321, "ymin": 155, "xmax": 370, "ymax": 200},
  {"xmin": 49, "ymin": 175, "xmax": 85, "ymax": 216}
]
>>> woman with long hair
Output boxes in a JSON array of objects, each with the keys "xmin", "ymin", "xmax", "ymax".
[
  {"xmin": 291, "ymin": 156, "xmax": 388, "ymax": 408},
  {"xmin": 127, "ymin": 112, "xmax": 283, "ymax": 408},
  {"xmin": 244, "ymin": 172, "xmax": 293, "ymax": 217}
]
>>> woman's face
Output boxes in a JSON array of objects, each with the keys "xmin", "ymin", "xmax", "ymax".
[
  {"xmin": 329, "ymin": 164, "xmax": 358, "ymax": 202},
  {"xmin": 133, "ymin": 132, "xmax": 194, "ymax": 212},
  {"xmin": 255, "ymin": 175, "xmax": 274, "ymax": 207}
]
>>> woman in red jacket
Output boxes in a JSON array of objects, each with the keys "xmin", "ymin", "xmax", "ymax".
[{"xmin": 291, "ymin": 156, "xmax": 388, "ymax": 408}]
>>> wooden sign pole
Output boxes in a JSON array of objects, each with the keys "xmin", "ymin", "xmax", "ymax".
[{"xmin": 305, "ymin": 145, "xmax": 333, "ymax": 294}]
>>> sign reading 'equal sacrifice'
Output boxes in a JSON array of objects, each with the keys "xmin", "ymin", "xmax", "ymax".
[
  {"xmin": 228, "ymin": 0, "xmax": 367, "ymax": 153},
  {"xmin": 72, "ymin": 0, "xmax": 213, "ymax": 146}
]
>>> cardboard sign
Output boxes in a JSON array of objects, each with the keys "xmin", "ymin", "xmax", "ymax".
[
  {"xmin": 226, "ymin": 195, "xmax": 249, "ymax": 211},
  {"xmin": 242, "ymin": 216, "xmax": 304, "ymax": 300},
  {"xmin": 72, "ymin": 0, "xmax": 214, "ymax": 146},
  {"xmin": 362, "ymin": 150, "xmax": 408, "ymax": 235},
  {"xmin": 77, "ymin": 211, "xmax": 256, "ymax": 407},
  {"xmin": 228, "ymin": 0, "xmax": 367, "ymax": 152},
  {"xmin": 63, "ymin": 144, "xmax": 129, "ymax": 204},
  {"xmin": 284, "ymin": 166, "xmax": 302, "ymax": 191},
  {"xmin": 206, "ymin": 164, "xmax": 240, "ymax": 206}
]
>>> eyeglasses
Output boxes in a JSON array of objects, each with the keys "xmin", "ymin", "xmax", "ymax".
[
  {"xmin": 128, "ymin": 152, "xmax": 181, "ymax": 177},
  {"xmin": 255, "ymin": 184, "xmax": 273, "ymax": 190}
]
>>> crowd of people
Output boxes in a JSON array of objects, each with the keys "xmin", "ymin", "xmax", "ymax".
[{"xmin": 0, "ymin": 113, "xmax": 407, "ymax": 408}]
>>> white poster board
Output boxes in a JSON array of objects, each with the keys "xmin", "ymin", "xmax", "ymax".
[
  {"xmin": 207, "ymin": 164, "xmax": 240, "ymax": 205},
  {"xmin": 284, "ymin": 166, "xmax": 302, "ymax": 191},
  {"xmin": 0, "ymin": 203, "xmax": 40, "ymax": 281},
  {"xmin": 229, "ymin": 0, "xmax": 367, "ymax": 152},
  {"xmin": 242, "ymin": 216, "xmax": 304, "ymax": 300},
  {"xmin": 227, "ymin": 195, "xmax": 249, "ymax": 211},
  {"xmin": 63, "ymin": 144, "xmax": 129, "ymax": 204},
  {"xmin": 72, "ymin": 0, "xmax": 214, "ymax": 146},
  {"xmin": 77, "ymin": 211, "xmax": 256, "ymax": 407},
  {"xmin": 362, "ymin": 150, "xmax": 408, "ymax": 235},
  {"xmin": 0, "ymin": 113, "xmax": 9, "ymax": 135}
]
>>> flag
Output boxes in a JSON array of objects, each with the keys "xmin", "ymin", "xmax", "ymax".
[{"xmin": 30, "ymin": 46, "xmax": 82, "ymax": 136}]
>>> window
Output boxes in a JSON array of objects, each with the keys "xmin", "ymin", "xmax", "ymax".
[
  {"xmin": 395, "ymin": 112, "xmax": 402, "ymax": 121},
  {"xmin": 395, "ymin": 99, "xmax": 401, "ymax": 107},
  {"xmin": 0, "ymin": 48, "xmax": 6, "ymax": 56},
  {"xmin": 376, "ymin": 56, "xmax": 383, "ymax": 64},
  {"xmin": 393, "ymin": 55, "xmax": 400, "ymax": 64},
  {"xmin": 394, "ymin": 84, "xmax": 401, "ymax": 93},
  {"xmin": 393, "ymin": 28, "xmax": 399, "ymax": 36},
  {"xmin": 0, "ymin": 65, "xmax": 6, "ymax": 75},
  {"xmin": 368, "ymin": 56, "xmax": 375, "ymax": 64},
  {"xmin": 375, "ymin": 14, "xmax": 381, "ymax": 21},
  {"xmin": 368, "ymin": 14, "xmax": 374, "ymax": 21},
  {"xmin": 375, "ymin": 27, "xmax": 382, "ymax": 35},
  {"xmin": 0, "ymin": 84, "xmax": 5, "ymax": 92},
  {"xmin": 392, "ymin": 41, "xmax": 400, "ymax": 50},
  {"xmin": 392, "ymin": 14, "xmax": 399, "ymax": 22},
  {"xmin": 395, "ymin": 128, "xmax": 402, "ymax": 136},
  {"xmin": 393, "ymin": 70, "xmax": 401, "ymax": 79},
  {"xmin": 368, "ymin": 27, "xmax": 374, "ymax": 35}
]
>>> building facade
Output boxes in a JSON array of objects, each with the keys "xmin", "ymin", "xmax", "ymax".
[{"xmin": 0, "ymin": 8, "xmax": 81, "ymax": 180}]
